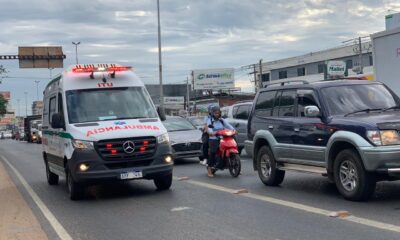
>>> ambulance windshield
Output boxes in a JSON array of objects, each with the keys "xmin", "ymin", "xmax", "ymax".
[{"xmin": 66, "ymin": 87, "xmax": 158, "ymax": 124}]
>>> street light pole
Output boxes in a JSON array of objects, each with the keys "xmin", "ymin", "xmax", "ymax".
[
  {"xmin": 17, "ymin": 99, "xmax": 20, "ymax": 117},
  {"xmin": 157, "ymin": 0, "xmax": 164, "ymax": 111},
  {"xmin": 34, "ymin": 80, "xmax": 40, "ymax": 101},
  {"xmin": 72, "ymin": 41, "xmax": 81, "ymax": 64},
  {"xmin": 24, "ymin": 92, "xmax": 28, "ymax": 117}
]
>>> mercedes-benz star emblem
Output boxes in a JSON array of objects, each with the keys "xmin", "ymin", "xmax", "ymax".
[{"xmin": 122, "ymin": 141, "xmax": 135, "ymax": 154}]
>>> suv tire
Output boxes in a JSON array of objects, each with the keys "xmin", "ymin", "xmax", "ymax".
[
  {"xmin": 257, "ymin": 146, "xmax": 285, "ymax": 186},
  {"xmin": 334, "ymin": 149, "xmax": 376, "ymax": 201}
]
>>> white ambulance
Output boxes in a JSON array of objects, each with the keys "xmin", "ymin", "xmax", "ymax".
[{"xmin": 42, "ymin": 64, "xmax": 173, "ymax": 200}]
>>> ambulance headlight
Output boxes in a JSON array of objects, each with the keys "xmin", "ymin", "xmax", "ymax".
[
  {"xmin": 72, "ymin": 139, "xmax": 94, "ymax": 150},
  {"xmin": 157, "ymin": 133, "xmax": 169, "ymax": 144}
]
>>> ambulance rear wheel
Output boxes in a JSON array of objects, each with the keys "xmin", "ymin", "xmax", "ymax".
[
  {"xmin": 67, "ymin": 167, "xmax": 84, "ymax": 200},
  {"xmin": 45, "ymin": 158, "xmax": 59, "ymax": 185}
]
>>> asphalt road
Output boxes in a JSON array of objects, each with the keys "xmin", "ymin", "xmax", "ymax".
[{"xmin": 1, "ymin": 139, "xmax": 400, "ymax": 240}]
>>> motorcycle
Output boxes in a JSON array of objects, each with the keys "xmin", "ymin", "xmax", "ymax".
[{"xmin": 211, "ymin": 129, "xmax": 241, "ymax": 177}]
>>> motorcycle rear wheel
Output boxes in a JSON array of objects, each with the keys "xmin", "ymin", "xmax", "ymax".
[{"xmin": 228, "ymin": 154, "xmax": 241, "ymax": 177}]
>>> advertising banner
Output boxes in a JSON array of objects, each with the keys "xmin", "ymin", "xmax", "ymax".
[
  {"xmin": 193, "ymin": 68, "xmax": 234, "ymax": 90},
  {"xmin": 164, "ymin": 96, "xmax": 185, "ymax": 105},
  {"xmin": 0, "ymin": 91, "xmax": 10, "ymax": 100},
  {"xmin": 327, "ymin": 61, "xmax": 346, "ymax": 79}
]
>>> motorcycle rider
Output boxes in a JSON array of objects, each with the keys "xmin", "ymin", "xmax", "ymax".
[
  {"xmin": 199, "ymin": 104, "xmax": 214, "ymax": 166},
  {"xmin": 206, "ymin": 105, "xmax": 235, "ymax": 177}
]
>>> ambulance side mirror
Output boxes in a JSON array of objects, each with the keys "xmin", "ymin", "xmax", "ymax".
[
  {"xmin": 157, "ymin": 107, "xmax": 166, "ymax": 121},
  {"xmin": 51, "ymin": 113, "xmax": 65, "ymax": 129}
]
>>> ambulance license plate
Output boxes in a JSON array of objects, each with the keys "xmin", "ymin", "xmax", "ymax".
[{"xmin": 120, "ymin": 171, "xmax": 142, "ymax": 180}]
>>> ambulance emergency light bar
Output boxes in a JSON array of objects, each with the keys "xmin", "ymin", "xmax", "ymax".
[{"xmin": 71, "ymin": 64, "xmax": 132, "ymax": 73}]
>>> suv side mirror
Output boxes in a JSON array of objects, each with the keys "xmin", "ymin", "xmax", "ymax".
[
  {"xmin": 304, "ymin": 106, "xmax": 320, "ymax": 118},
  {"xmin": 157, "ymin": 107, "xmax": 166, "ymax": 121},
  {"xmin": 51, "ymin": 113, "xmax": 65, "ymax": 129}
]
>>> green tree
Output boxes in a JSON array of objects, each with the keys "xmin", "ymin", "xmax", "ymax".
[
  {"xmin": 0, "ymin": 65, "xmax": 6, "ymax": 84},
  {"xmin": 0, "ymin": 65, "xmax": 8, "ymax": 116},
  {"xmin": 0, "ymin": 93, "xmax": 7, "ymax": 116}
]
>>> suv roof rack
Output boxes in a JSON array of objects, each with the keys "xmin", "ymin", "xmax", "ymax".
[{"xmin": 264, "ymin": 79, "xmax": 309, "ymax": 88}]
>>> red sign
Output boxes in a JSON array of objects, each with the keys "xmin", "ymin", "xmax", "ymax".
[{"xmin": 0, "ymin": 91, "xmax": 10, "ymax": 100}]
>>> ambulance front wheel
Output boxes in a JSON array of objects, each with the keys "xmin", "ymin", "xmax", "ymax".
[
  {"xmin": 67, "ymin": 167, "xmax": 85, "ymax": 200},
  {"xmin": 153, "ymin": 173, "xmax": 172, "ymax": 190}
]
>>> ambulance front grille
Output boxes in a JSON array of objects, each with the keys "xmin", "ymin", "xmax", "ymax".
[{"xmin": 95, "ymin": 137, "xmax": 157, "ymax": 167}]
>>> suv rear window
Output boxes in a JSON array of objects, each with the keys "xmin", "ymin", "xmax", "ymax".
[{"xmin": 255, "ymin": 91, "xmax": 277, "ymax": 117}]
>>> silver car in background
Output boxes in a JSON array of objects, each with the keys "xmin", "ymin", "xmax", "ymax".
[
  {"xmin": 163, "ymin": 116, "xmax": 203, "ymax": 160},
  {"xmin": 186, "ymin": 116, "xmax": 205, "ymax": 130},
  {"xmin": 221, "ymin": 101, "xmax": 253, "ymax": 155}
]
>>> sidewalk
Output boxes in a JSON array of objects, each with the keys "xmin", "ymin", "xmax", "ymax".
[{"xmin": 0, "ymin": 160, "xmax": 48, "ymax": 240}]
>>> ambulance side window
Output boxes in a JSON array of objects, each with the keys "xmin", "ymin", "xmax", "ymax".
[
  {"xmin": 58, "ymin": 93, "xmax": 63, "ymax": 114},
  {"xmin": 49, "ymin": 96, "xmax": 57, "ymax": 124},
  {"xmin": 58, "ymin": 93, "xmax": 65, "ymax": 125}
]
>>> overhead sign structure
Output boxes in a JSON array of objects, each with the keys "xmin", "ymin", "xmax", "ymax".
[
  {"xmin": 193, "ymin": 68, "xmax": 235, "ymax": 90},
  {"xmin": 18, "ymin": 46, "xmax": 65, "ymax": 68},
  {"xmin": 327, "ymin": 60, "xmax": 346, "ymax": 79}
]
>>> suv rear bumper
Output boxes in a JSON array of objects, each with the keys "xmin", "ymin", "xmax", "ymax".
[{"xmin": 360, "ymin": 146, "xmax": 400, "ymax": 175}]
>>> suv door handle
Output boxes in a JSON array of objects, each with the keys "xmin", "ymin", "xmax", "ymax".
[
  {"xmin": 268, "ymin": 125, "xmax": 274, "ymax": 130},
  {"xmin": 294, "ymin": 127, "xmax": 300, "ymax": 132}
]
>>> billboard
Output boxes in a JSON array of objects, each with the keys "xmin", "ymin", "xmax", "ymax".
[
  {"xmin": 193, "ymin": 68, "xmax": 234, "ymax": 90},
  {"xmin": 0, "ymin": 91, "xmax": 10, "ymax": 100},
  {"xmin": 18, "ymin": 46, "xmax": 64, "ymax": 68}
]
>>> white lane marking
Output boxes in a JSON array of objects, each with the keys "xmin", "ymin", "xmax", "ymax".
[
  {"xmin": 174, "ymin": 177, "xmax": 400, "ymax": 233},
  {"xmin": 171, "ymin": 206, "xmax": 192, "ymax": 212},
  {"xmin": 1, "ymin": 155, "xmax": 73, "ymax": 240}
]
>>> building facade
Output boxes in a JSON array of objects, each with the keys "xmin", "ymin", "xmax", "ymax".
[
  {"xmin": 259, "ymin": 41, "xmax": 374, "ymax": 85},
  {"xmin": 32, "ymin": 101, "xmax": 43, "ymax": 115}
]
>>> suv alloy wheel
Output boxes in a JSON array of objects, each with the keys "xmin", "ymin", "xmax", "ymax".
[
  {"xmin": 257, "ymin": 146, "xmax": 285, "ymax": 186},
  {"xmin": 334, "ymin": 149, "xmax": 376, "ymax": 201}
]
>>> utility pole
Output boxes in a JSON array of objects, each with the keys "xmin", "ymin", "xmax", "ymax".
[
  {"xmin": 253, "ymin": 64, "xmax": 257, "ymax": 92},
  {"xmin": 259, "ymin": 59, "xmax": 263, "ymax": 89},
  {"xmin": 186, "ymin": 76, "xmax": 190, "ymax": 114},
  {"xmin": 34, "ymin": 80, "xmax": 40, "ymax": 101},
  {"xmin": 156, "ymin": 0, "xmax": 164, "ymax": 112},
  {"xmin": 358, "ymin": 37, "xmax": 363, "ymax": 74},
  {"xmin": 72, "ymin": 41, "xmax": 81, "ymax": 64}
]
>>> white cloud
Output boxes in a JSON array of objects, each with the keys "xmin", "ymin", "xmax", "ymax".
[{"xmin": 115, "ymin": 11, "xmax": 153, "ymax": 21}]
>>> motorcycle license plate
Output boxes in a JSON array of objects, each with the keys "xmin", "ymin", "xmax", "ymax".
[{"xmin": 120, "ymin": 171, "xmax": 142, "ymax": 180}]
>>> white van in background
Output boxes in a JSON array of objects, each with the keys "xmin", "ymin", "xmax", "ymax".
[{"xmin": 42, "ymin": 64, "xmax": 173, "ymax": 200}]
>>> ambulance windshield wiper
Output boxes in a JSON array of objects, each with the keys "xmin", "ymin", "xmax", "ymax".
[{"xmin": 114, "ymin": 117, "xmax": 147, "ymax": 120}]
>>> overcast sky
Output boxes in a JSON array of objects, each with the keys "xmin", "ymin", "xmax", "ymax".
[{"xmin": 0, "ymin": 0, "xmax": 399, "ymax": 115}]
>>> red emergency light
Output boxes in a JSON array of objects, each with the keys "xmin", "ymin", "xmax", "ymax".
[{"xmin": 71, "ymin": 65, "xmax": 132, "ymax": 73}]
